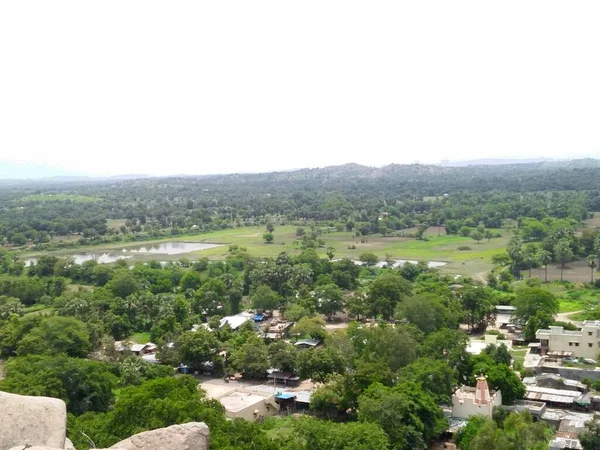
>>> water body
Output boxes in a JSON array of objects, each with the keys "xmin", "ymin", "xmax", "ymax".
[{"xmin": 24, "ymin": 241, "xmax": 222, "ymax": 266}]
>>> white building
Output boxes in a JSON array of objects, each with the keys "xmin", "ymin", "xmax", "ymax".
[
  {"xmin": 466, "ymin": 334, "xmax": 512, "ymax": 355},
  {"xmin": 536, "ymin": 321, "xmax": 600, "ymax": 360},
  {"xmin": 452, "ymin": 374, "xmax": 502, "ymax": 419}
]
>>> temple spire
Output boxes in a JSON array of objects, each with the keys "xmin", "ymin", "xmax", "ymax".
[{"xmin": 474, "ymin": 373, "xmax": 491, "ymax": 405}]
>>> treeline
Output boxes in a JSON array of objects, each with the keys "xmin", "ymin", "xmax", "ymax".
[{"xmin": 1, "ymin": 161, "xmax": 600, "ymax": 247}]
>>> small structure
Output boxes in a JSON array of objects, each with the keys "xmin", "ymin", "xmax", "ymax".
[
  {"xmin": 266, "ymin": 371, "xmax": 300, "ymax": 386},
  {"xmin": 451, "ymin": 374, "xmax": 502, "ymax": 419},
  {"xmin": 115, "ymin": 341, "xmax": 157, "ymax": 356},
  {"xmin": 204, "ymin": 385, "xmax": 279, "ymax": 421},
  {"xmin": 263, "ymin": 320, "xmax": 294, "ymax": 340},
  {"xmin": 220, "ymin": 312, "xmax": 255, "ymax": 330},
  {"xmin": 294, "ymin": 339, "xmax": 321, "ymax": 349},
  {"xmin": 466, "ymin": 334, "xmax": 512, "ymax": 355},
  {"xmin": 537, "ymin": 321, "xmax": 600, "ymax": 360}
]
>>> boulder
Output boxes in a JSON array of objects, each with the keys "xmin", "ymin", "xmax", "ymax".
[
  {"xmin": 107, "ymin": 422, "xmax": 209, "ymax": 450},
  {"xmin": 0, "ymin": 391, "xmax": 67, "ymax": 450}
]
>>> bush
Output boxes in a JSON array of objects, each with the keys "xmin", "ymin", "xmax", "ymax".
[{"xmin": 457, "ymin": 245, "xmax": 471, "ymax": 251}]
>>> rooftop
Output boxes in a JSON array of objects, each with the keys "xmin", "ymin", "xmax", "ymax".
[{"xmin": 219, "ymin": 391, "xmax": 270, "ymax": 413}]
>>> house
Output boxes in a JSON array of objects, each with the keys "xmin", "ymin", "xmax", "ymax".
[
  {"xmin": 266, "ymin": 371, "xmax": 300, "ymax": 386},
  {"xmin": 115, "ymin": 341, "xmax": 157, "ymax": 356},
  {"xmin": 203, "ymin": 386, "xmax": 279, "ymax": 421},
  {"xmin": 219, "ymin": 312, "xmax": 255, "ymax": 330},
  {"xmin": 294, "ymin": 339, "xmax": 321, "ymax": 349},
  {"xmin": 466, "ymin": 334, "xmax": 512, "ymax": 355},
  {"xmin": 451, "ymin": 374, "xmax": 502, "ymax": 419},
  {"xmin": 263, "ymin": 320, "xmax": 294, "ymax": 340},
  {"xmin": 537, "ymin": 321, "xmax": 600, "ymax": 360}
]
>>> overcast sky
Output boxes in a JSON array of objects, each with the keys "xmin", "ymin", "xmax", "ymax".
[{"xmin": 1, "ymin": 1, "xmax": 599, "ymax": 177}]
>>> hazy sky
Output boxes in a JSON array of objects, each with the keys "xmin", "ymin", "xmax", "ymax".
[{"xmin": 1, "ymin": 1, "xmax": 600, "ymax": 177}]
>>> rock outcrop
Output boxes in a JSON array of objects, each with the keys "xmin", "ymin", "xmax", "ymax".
[
  {"xmin": 0, "ymin": 391, "xmax": 67, "ymax": 450},
  {"xmin": 0, "ymin": 391, "xmax": 209, "ymax": 450},
  {"xmin": 107, "ymin": 422, "xmax": 210, "ymax": 450}
]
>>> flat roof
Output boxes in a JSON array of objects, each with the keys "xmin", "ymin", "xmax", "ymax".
[{"xmin": 219, "ymin": 391, "xmax": 269, "ymax": 413}]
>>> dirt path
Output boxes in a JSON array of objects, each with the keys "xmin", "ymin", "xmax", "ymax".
[{"xmin": 555, "ymin": 311, "xmax": 583, "ymax": 326}]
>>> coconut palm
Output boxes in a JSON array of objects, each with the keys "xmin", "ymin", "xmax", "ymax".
[
  {"xmin": 537, "ymin": 250, "xmax": 552, "ymax": 283},
  {"xmin": 588, "ymin": 255, "xmax": 598, "ymax": 284}
]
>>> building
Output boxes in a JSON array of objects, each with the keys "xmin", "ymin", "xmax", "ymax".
[
  {"xmin": 537, "ymin": 321, "xmax": 600, "ymax": 360},
  {"xmin": 203, "ymin": 385, "xmax": 279, "ymax": 421},
  {"xmin": 466, "ymin": 334, "xmax": 512, "ymax": 355},
  {"xmin": 115, "ymin": 341, "xmax": 157, "ymax": 356},
  {"xmin": 219, "ymin": 312, "xmax": 255, "ymax": 330},
  {"xmin": 451, "ymin": 374, "xmax": 502, "ymax": 419},
  {"xmin": 294, "ymin": 339, "xmax": 321, "ymax": 350}
]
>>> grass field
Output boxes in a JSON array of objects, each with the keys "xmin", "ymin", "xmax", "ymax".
[
  {"xmin": 130, "ymin": 332, "xmax": 152, "ymax": 344},
  {"xmin": 19, "ymin": 194, "xmax": 100, "ymax": 203},
  {"xmin": 512, "ymin": 345, "xmax": 528, "ymax": 367},
  {"xmin": 19, "ymin": 225, "xmax": 511, "ymax": 278}
]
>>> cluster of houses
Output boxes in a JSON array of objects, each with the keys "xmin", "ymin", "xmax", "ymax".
[{"xmin": 447, "ymin": 317, "xmax": 600, "ymax": 449}]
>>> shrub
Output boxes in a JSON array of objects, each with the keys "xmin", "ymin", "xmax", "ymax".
[{"xmin": 457, "ymin": 245, "xmax": 471, "ymax": 251}]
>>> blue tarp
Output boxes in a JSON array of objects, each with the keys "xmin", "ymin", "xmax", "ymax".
[
  {"xmin": 275, "ymin": 393, "xmax": 296, "ymax": 400},
  {"xmin": 254, "ymin": 314, "xmax": 265, "ymax": 321}
]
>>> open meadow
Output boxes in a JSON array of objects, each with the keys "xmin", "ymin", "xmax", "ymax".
[{"xmin": 21, "ymin": 225, "xmax": 510, "ymax": 278}]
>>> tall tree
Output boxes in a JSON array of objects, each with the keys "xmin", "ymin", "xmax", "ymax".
[
  {"xmin": 554, "ymin": 239, "xmax": 574, "ymax": 281},
  {"xmin": 536, "ymin": 249, "xmax": 552, "ymax": 283},
  {"xmin": 588, "ymin": 255, "xmax": 598, "ymax": 284}
]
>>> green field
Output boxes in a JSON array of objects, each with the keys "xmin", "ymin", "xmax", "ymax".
[
  {"xmin": 130, "ymin": 332, "xmax": 152, "ymax": 344},
  {"xmin": 19, "ymin": 193, "xmax": 100, "ymax": 203},
  {"xmin": 20, "ymin": 226, "xmax": 510, "ymax": 278}
]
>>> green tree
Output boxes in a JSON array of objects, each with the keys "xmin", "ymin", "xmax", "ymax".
[
  {"xmin": 471, "ymin": 230, "xmax": 484, "ymax": 243},
  {"xmin": 461, "ymin": 287, "xmax": 496, "ymax": 332},
  {"xmin": 326, "ymin": 246, "xmax": 336, "ymax": 261},
  {"xmin": 400, "ymin": 357, "xmax": 457, "ymax": 403},
  {"xmin": 0, "ymin": 355, "xmax": 116, "ymax": 415},
  {"xmin": 290, "ymin": 316, "xmax": 327, "ymax": 340},
  {"xmin": 16, "ymin": 316, "xmax": 91, "ymax": 358},
  {"xmin": 358, "ymin": 382, "xmax": 447, "ymax": 450},
  {"xmin": 176, "ymin": 328, "xmax": 222, "ymax": 372},
  {"xmin": 229, "ymin": 335, "xmax": 269, "ymax": 378},
  {"xmin": 250, "ymin": 284, "xmax": 281, "ymax": 312},
  {"xmin": 580, "ymin": 414, "xmax": 600, "ymax": 450},
  {"xmin": 0, "ymin": 295, "xmax": 23, "ymax": 319},
  {"xmin": 358, "ymin": 252, "xmax": 379, "ymax": 267},
  {"xmin": 296, "ymin": 347, "xmax": 344, "ymax": 382},
  {"xmin": 268, "ymin": 340, "xmax": 297, "ymax": 373},
  {"xmin": 554, "ymin": 238, "xmax": 574, "ymax": 281},
  {"xmin": 367, "ymin": 272, "xmax": 412, "ymax": 319},
  {"xmin": 537, "ymin": 249, "xmax": 553, "ymax": 283},
  {"xmin": 107, "ymin": 271, "xmax": 142, "ymax": 298},
  {"xmin": 512, "ymin": 287, "xmax": 558, "ymax": 327},
  {"xmin": 266, "ymin": 222, "xmax": 275, "ymax": 233},
  {"xmin": 395, "ymin": 293, "xmax": 460, "ymax": 334},
  {"xmin": 263, "ymin": 232, "xmax": 274, "ymax": 243},
  {"xmin": 315, "ymin": 283, "xmax": 344, "ymax": 320}
]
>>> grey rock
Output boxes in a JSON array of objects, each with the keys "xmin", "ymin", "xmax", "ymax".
[
  {"xmin": 107, "ymin": 422, "xmax": 209, "ymax": 450},
  {"xmin": 0, "ymin": 391, "xmax": 67, "ymax": 450},
  {"xmin": 64, "ymin": 438, "xmax": 76, "ymax": 450}
]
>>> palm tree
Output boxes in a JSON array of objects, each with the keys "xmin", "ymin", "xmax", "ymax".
[
  {"xmin": 537, "ymin": 250, "xmax": 552, "ymax": 283},
  {"xmin": 588, "ymin": 255, "xmax": 598, "ymax": 284},
  {"xmin": 554, "ymin": 239, "xmax": 573, "ymax": 282}
]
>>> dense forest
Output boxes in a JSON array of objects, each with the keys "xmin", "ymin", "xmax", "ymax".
[
  {"xmin": 2, "ymin": 161, "xmax": 600, "ymax": 449},
  {"xmin": 1, "ymin": 160, "xmax": 600, "ymax": 248}
]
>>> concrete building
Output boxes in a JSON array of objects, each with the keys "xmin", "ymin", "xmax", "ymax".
[
  {"xmin": 466, "ymin": 334, "xmax": 512, "ymax": 355},
  {"xmin": 203, "ymin": 384, "xmax": 279, "ymax": 421},
  {"xmin": 451, "ymin": 374, "xmax": 502, "ymax": 419},
  {"xmin": 537, "ymin": 321, "xmax": 600, "ymax": 360}
]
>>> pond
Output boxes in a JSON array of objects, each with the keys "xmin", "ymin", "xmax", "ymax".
[{"xmin": 24, "ymin": 241, "xmax": 223, "ymax": 266}]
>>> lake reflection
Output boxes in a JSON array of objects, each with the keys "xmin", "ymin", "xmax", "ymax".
[{"xmin": 24, "ymin": 241, "xmax": 222, "ymax": 266}]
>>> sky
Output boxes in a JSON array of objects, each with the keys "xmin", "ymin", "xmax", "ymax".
[{"xmin": 1, "ymin": 1, "xmax": 600, "ymax": 177}]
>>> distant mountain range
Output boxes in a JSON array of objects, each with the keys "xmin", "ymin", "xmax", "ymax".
[
  {"xmin": 439, "ymin": 158, "xmax": 555, "ymax": 167},
  {"xmin": 1, "ymin": 157, "xmax": 600, "ymax": 182}
]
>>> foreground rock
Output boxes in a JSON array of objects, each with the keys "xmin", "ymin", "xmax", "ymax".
[
  {"xmin": 0, "ymin": 391, "xmax": 67, "ymax": 450},
  {"xmin": 107, "ymin": 422, "xmax": 210, "ymax": 450}
]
